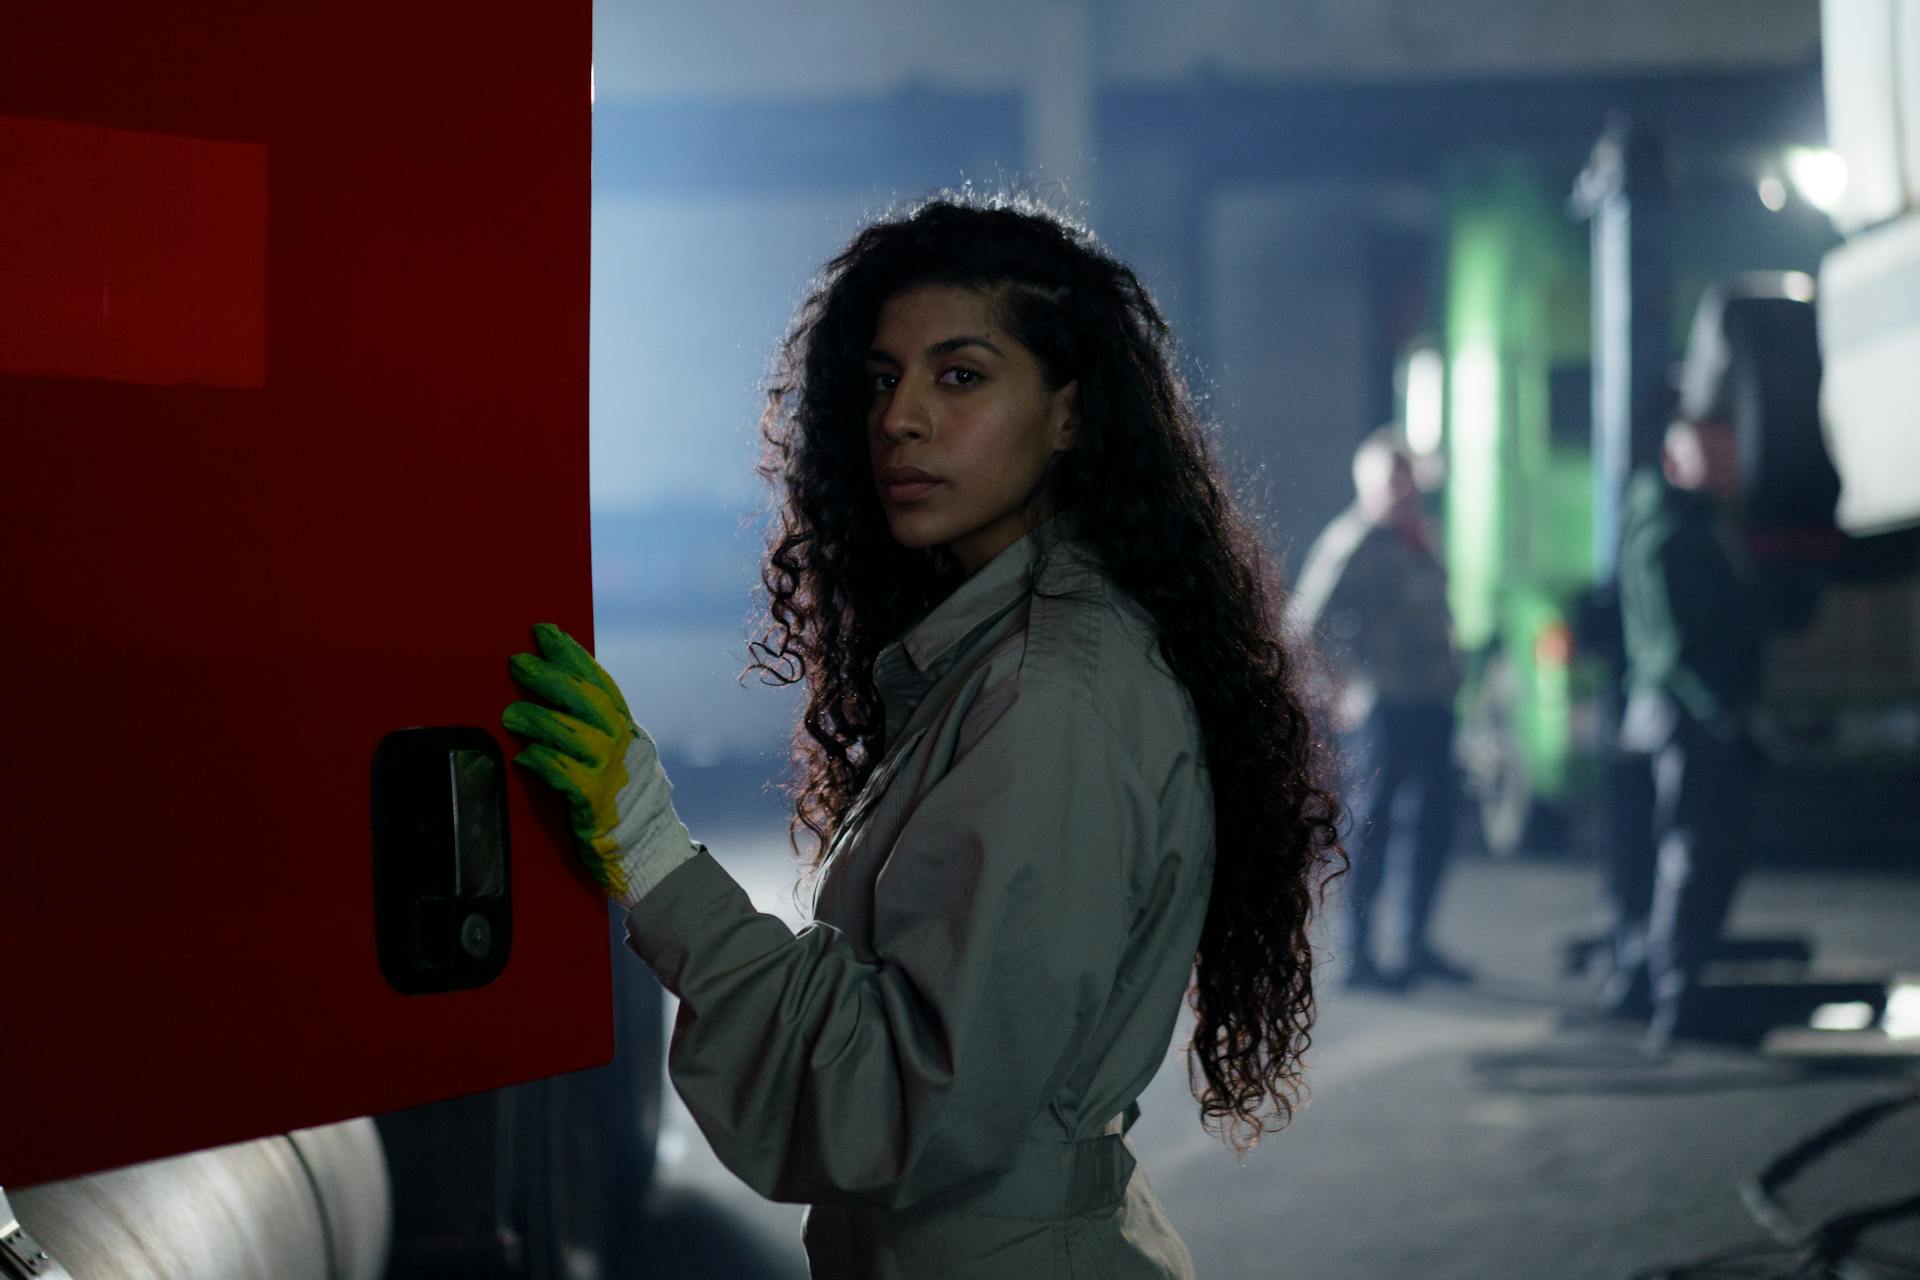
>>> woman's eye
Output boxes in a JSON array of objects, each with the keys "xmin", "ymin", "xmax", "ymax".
[
  {"xmin": 939, "ymin": 367, "xmax": 980, "ymax": 386},
  {"xmin": 868, "ymin": 371, "xmax": 897, "ymax": 394}
]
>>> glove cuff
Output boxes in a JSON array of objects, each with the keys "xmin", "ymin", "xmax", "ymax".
[{"xmin": 611, "ymin": 834, "xmax": 702, "ymax": 909}]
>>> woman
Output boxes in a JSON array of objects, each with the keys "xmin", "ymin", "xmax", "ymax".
[{"xmin": 502, "ymin": 193, "xmax": 1344, "ymax": 1279}]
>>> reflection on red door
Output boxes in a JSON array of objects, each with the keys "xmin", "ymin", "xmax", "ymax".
[
  {"xmin": 0, "ymin": 2, "xmax": 602, "ymax": 1186},
  {"xmin": 0, "ymin": 115, "xmax": 268, "ymax": 388}
]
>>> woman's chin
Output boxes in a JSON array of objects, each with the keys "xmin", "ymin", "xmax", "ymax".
[{"xmin": 882, "ymin": 511, "xmax": 951, "ymax": 551}]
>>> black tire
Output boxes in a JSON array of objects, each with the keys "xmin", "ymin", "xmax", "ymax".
[
  {"xmin": 378, "ymin": 904, "xmax": 666, "ymax": 1280},
  {"xmin": 522, "ymin": 904, "xmax": 667, "ymax": 1280},
  {"xmin": 1723, "ymin": 297, "xmax": 1838, "ymax": 527},
  {"xmin": 1459, "ymin": 652, "xmax": 1534, "ymax": 858},
  {"xmin": 1679, "ymin": 279, "xmax": 1839, "ymax": 528}
]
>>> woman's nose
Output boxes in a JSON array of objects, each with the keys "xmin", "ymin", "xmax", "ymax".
[{"xmin": 877, "ymin": 382, "xmax": 929, "ymax": 442}]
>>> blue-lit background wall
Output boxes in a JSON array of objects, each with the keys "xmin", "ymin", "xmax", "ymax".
[{"xmin": 585, "ymin": 0, "xmax": 1830, "ymax": 832}]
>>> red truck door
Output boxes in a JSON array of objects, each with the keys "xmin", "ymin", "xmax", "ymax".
[{"xmin": 1, "ymin": 1, "xmax": 605, "ymax": 1186}]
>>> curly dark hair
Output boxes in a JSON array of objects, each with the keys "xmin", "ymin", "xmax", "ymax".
[{"xmin": 746, "ymin": 191, "xmax": 1346, "ymax": 1150}]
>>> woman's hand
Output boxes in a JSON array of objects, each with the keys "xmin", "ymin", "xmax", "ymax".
[{"xmin": 501, "ymin": 623, "xmax": 700, "ymax": 908}]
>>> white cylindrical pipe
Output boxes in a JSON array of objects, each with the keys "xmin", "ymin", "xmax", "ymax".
[{"xmin": 11, "ymin": 1119, "xmax": 390, "ymax": 1280}]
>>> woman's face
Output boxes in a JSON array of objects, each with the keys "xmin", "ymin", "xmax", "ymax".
[{"xmin": 864, "ymin": 285, "xmax": 1079, "ymax": 576}]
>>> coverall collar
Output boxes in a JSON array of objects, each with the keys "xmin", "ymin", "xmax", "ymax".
[{"xmin": 896, "ymin": 508, "xmax": 1095, "ymax": 675}]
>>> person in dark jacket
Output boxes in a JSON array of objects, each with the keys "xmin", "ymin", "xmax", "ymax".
[
  {"xmin": 1612, "ymin": 415, "xmax": 1767, "ymax": 1052},
  {"xmin": 1291, "ymin": 428, "xmax": 1470, "ymax": 990}
]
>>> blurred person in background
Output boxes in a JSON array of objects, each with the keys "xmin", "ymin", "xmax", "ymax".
[
  {"xmin": 1290, "ymin": 427, "xmax": 1471, "ymax": 991},
  {"xmin": 501, "ymin": 193, "xmax": 1346, "ymax": 1279},
  {"xmin": 1607, "ymin": 415, "xmax": 1767, "ymax": 1053}
]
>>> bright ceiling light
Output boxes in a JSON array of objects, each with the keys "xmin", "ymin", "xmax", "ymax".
[
  {"xmin": 1885, "ymin": 980, "xmax": 1920, "ymax": 1039},
  {"xmin": 1810, "ymin": 1001, "xmax": 1876, "ymax": 1032},
  {"xmin": 1757, "ymin": 175, "xmax": 1787, "ymax": 212},
  {"xmin": 1785, "ymin": 147, "xmax": 1848, "ymax": 215},
  {"xmin": 1404, "ymin": 348, "xmax": 1444, "ymax": 458}
]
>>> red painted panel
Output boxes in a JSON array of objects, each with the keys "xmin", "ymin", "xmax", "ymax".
[
  {"xmin": 0, "ymin": 2, "xmax": 603, "ymax": 1186},
  {"xmin": 0, "ymin": 116, "xmax": 268, "ymax": 387}
]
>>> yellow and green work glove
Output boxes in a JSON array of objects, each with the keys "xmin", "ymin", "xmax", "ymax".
[{"xmin": 501, "ymin": 623, "xmax": 701, "ymax": 909}]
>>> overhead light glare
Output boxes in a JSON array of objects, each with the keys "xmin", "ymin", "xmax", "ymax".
[
  {"xmin": 1810, "ymin": 1001, "xmax": 1876, "ymax": 1032},
  {"xmin": 1405, "ymin": 348, "xmax": 1444, "ymax": 458},
  {"xmin": 1785, "ymin": 146, "xmax": 1848, "ymax": 215},
  {"xmin": 1885, "ymin": 980, "xmax": 1920, "ymax": 1040}
]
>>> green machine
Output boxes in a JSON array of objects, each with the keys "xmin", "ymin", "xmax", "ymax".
[
  {"xmin": 1432, "ymin": 154, "xmax": 1602, "ymax": 857},
  {"xmin": 1427, "ymin": 142, "xmax": 1839, "ymax": 858}
]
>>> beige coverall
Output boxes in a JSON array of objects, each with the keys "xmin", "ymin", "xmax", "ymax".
[{"xmin": 626, "ymin": 513, "xmax": 1215, "ymax": 1278}]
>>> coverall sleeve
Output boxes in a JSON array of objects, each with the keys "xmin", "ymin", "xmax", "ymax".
[{"xmin": 623, "ymin": 677, "xmax": 1149, "ymax": 1210}]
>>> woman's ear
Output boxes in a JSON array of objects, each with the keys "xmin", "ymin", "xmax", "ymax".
[{"xmin": 1050, "ymin": 380, "xmax": 1081, "ymax": 452}]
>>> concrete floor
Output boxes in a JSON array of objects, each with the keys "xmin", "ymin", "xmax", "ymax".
[{"xmin": 620, "ymin": 825, "xmax": 1920, "ymax": 1279}]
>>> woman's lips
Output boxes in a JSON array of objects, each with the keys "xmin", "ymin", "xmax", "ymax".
[{"xmin": 883, "ymin": 479, "xmax": 941, "ymax": 503}]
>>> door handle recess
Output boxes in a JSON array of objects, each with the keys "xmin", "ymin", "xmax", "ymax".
[{"xmin": 371, "ymin": 728, "xmax": 512, "ymax": 994}]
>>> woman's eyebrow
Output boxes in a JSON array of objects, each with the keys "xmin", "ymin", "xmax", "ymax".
[
  {"xmin": 866, "ymin": 334, "xmax": 1006, "ymax": 365},
  {"xmin": 928, "ymin": 335, "xmax": 1004, "ymax": 358}
]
